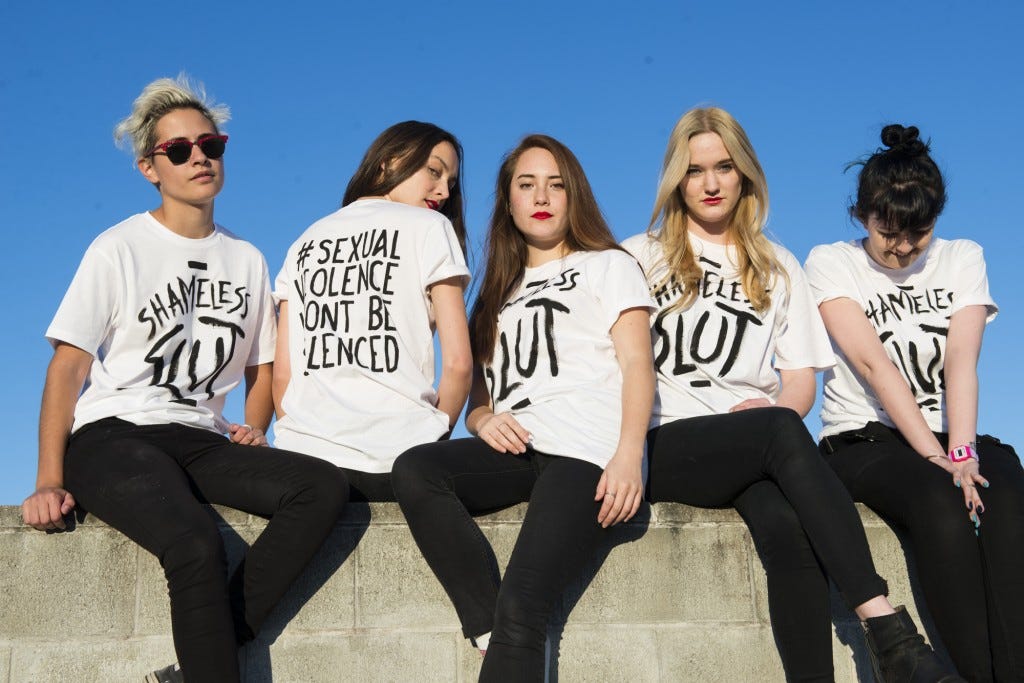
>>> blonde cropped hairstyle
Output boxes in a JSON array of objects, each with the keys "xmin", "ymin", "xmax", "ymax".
[
  {"xmin": 648, "ymin": 107, "xmax": 783, "ymax": 314},
  {"xmin": 113, "ymin": 74, "xmax": 230, "ymax": 159}
]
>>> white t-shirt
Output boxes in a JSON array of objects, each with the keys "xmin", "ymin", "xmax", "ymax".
[
  {"xmin": 622, "ymin": 231, "xmax": 835, "ymax": 426},
  {"xmin": 805, "ymin": 238, "xmax": 998, "ymax": 437},
  {"xmin": 273, "ymin": 199, "xmax": 470, "ymax": 472},
  {"xmin": 483, "ymin": 249, "xmax": 655, "ymax": 470},
  {"xmin": 46, "ymin": 212, "xmax": 277, "ymax": 434}
]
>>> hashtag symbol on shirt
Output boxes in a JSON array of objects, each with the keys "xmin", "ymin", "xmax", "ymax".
[{"xmin": 296, "ymin": 240, "xmax": 315, "ymax": 268}]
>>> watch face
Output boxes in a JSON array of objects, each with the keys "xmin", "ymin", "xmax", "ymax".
[{"xmin": 950, "ymin": 445, "xmax": 975, "ymax": 462}]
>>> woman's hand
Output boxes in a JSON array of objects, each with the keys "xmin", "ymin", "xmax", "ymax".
[
  {"xmin": 729, "ymin": 398, "xmax": 773, "ymax": 412},
  {"xmin": 594, "ymin": 451, "xmax": 644, "ymax": 528},
  {"xmin": 228, "ymin": 423, "xmax": 268, "ymax": 447},
  {"xmin": 476, "ymin": 412, "xmax": 531, "ymax": 454},
  {"xmin": 927, "ymin": 455, "xmax": 988, "ymax": 527},
  {"xmin": 22, "ymin": 486, "xmax": 76, "ymax": 531}
]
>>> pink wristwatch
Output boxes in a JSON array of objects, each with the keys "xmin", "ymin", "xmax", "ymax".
[{"xmin": 948, "ymin": 444, "xmax": 979, "ymax": 463}]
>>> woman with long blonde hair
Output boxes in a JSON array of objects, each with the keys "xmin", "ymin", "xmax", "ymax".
[{"xmin": 623, "ymin": 107, "xmax": 960, "ymax": 683}]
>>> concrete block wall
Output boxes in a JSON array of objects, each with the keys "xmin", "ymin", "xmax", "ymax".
[{"xmin": 0, "ymin": 503, "xmax": 942, "ymax": 682}]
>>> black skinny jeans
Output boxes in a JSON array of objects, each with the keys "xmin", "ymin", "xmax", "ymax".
[
  {"xmin": 822, "ymin": 424, "xmax": 1024, "ymax": 683},
  {"xmin": 391, "ymin": 438, "xmax": 607, "ymax": 682},
  {"xmin": 647, "ymin": 408, "xmax": 889, "ymax": 683},
  {"xmin": 65, "ymin": 418, "xmax": 348, "ymax": 683}
]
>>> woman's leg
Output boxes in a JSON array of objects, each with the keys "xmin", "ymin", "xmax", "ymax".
[
  {"xmin": 734, "ymin": 481, "xmax": 832, "ymax": 683},
  {"xmin": 973, "ymin": 438, "xmax": 1024, "ymax": 682},
  {"xmin": 65, "ymin": 419, "xmax": 242, "ymax": 683},
  {"xmin": 391, "ymin": 438, "xmax": 538, "ymax": 640},
  {"xmin": 171, "ymin": 428, "xmax": 348, "ymax": 644},
  {"xmin": 479, "ymin": 455, "xmax": 606, "ymax": 682},
  {"xmin": 826, "ymin": 433, "xmax": 1024, "ymax": 682},
  {"xmin": 648, "ymin": 408, "xmax": 888, "ymax": 608}
]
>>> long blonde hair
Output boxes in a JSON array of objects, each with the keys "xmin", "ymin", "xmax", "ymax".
[{"xmin": 648, "ymin": 107, "xmax": 784, "ymax": 313}]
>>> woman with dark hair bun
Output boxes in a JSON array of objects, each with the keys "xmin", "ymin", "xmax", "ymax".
[
  {"xmin": 273, "ymin": 121, "xmax": 473, "ymax": 501},
  {"xmin": 392, "ymin": 134, "xmax": 656, "ymax": 681},
  {"xmin": 807, "ymin": 124, "xmax": 1024, "ymax": 682}
]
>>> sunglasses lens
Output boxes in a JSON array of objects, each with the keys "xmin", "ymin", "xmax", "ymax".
[
  {"xmin": 164, "ymin": 141, "xmax": 194, "ymax": 165},
  {"xmin": 199, "ymin": 136, "xmax": 226, "ymax": 160}
]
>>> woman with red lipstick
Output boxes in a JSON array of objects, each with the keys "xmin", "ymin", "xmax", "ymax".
[
  {"xmin": 273, "ymin": 121, "xmax": 472, "ymax": 501},
  {"xmin": 392, "ymin": 134, "xmax": 655, "ymax": 681},
  {"xmin": 806, "ymin": 124, "xmax": 1024, "ymax": 682},
  {"xmin": 622, "ymin": 108, "xmax": 961, "ymax": 683},
  {"xmin": 19, "ymin": 75, "xmax": 347, "ymax": 683}
]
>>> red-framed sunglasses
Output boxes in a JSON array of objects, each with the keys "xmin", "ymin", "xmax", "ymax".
[{"xmin": 146, "ymin": 134, "xmax": 229, "ymax": 165}]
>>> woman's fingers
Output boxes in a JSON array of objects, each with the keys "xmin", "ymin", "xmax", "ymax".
[
  {"xmin": 480, "ymin": 413, "xmax": 530, "ymax": 454},
  {"xmin": 599, "ymin": 483, "xmax": 642, "ymax": 527}
]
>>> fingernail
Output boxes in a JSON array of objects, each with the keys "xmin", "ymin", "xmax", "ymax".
[
  {"xmin": 968, "ymin": 502, "xmax": 973, "ymax": 510},
  {"xmin": 955, "ymin": 481, "xmax": 961, "ymax": 488},
  {"xmin": 978, "ymin": 506, "xmax": 985, "ymax": 514},
  {"xmin": 975, "ymin": 529, "xmax": 979, "ymax": 537},
  {"xmin": 982, "ymin": 482, "xmax": 990, "ymax": 488}
]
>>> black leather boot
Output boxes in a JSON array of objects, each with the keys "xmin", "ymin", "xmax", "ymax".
[{"xmin": 863, "ymin": 606, "xmax": 965, "ymax": 683}]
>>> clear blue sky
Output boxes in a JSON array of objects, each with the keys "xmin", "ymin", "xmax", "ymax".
[{"xmin": 2, "ymin": 1, "xmax": 1021, "ymax": 504}]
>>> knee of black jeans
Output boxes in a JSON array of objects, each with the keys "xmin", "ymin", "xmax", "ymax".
[
  {"xmin": 391, "ymin": 447, "xmax": 449, "ymax": 504},
  {"xmin": 285, "ymin": 460, "xmax": 349, "ymax": 520},
  {"xmin": 760, "ymin": 408, "xmax": 819, "ymax": 467},
  {"xmin": 161, "ymin": 525, "xmax": 228, "ymax": 592},
  {"xmin": 313, "ymin": 464, "xmax": 350, "ymax": 515}
]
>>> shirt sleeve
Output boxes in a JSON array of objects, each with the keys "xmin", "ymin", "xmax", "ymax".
[
  {"xmin": 773, "ymin": 251, "xmax": 835, "ymax": 371},
  {"xmin": 949, "ymin": 240, "xmax": 998, "ymax": 321},
  {"xmin": 592, "ymin": 250, "xmax": 657, "ymax": 331},
  {"xmin": 272, "ymin": 252, "xmax": 292, "ymax": 305},
  {"xmin": 45, "ymin": 243, "xmax": 120, "ymax": 355},
  {"xmin": 421, "ymin": 218, "xmax": 470, "ymax": 290},
  {"xmin": 804, "ymin": 242, "xmax": 862, "ymax": 306}
]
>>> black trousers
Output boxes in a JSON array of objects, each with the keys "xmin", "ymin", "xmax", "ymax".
[
  {"xmin": 392, "ymin": 438, "xmax": 607, "ymax": 682},
  {"xmin": 647, "ymin": 408, "xmax": 889, "ymax": 683},
  {"xmin": 65, "ymin": 418, "xmax": 347, "ymax": 683},
  {"xmin": 823, "ymin": 423, "xmax": 1024, "ymax": 683}
]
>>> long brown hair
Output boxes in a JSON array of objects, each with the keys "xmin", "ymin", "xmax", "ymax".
[
  {"xmin": 342, "ymin": 120, "xmax": 467, "ymax": 257},
  {"xmin": 649, "ymin": 107, "xmax": 784, "ymax": 314},
  {"xmin": 469, "ymin": 134, "xmax": 624, "ymax": 363}
]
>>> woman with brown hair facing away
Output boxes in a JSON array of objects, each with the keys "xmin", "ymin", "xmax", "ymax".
[{"xmin": 273, "ymin": 121, "xmax": 472, "ymax": 501}]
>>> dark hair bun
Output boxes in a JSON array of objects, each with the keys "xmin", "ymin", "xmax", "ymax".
[{"xmin": 881, "ymin": 124, "xmax": 927, "ymax": 155}]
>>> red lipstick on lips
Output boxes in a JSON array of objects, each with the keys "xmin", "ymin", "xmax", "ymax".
[
  {"xmin": 701, "ymin": 197, "xmax": 723, "ymax": 206},
  {"xmin": 425, "ymin": 199, "xmax": 439, "ymax": 210},
  {"xmin": 531, "ymin": 212, "xmax": 553, "ymax": 219}
]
